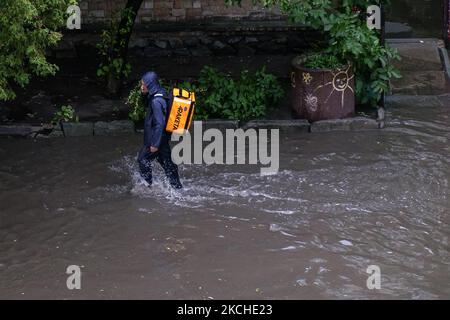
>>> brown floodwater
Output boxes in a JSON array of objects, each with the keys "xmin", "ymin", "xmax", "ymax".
[{"xmin": 0, "ymin": 104, "xmax": 449, "ymax": 299}]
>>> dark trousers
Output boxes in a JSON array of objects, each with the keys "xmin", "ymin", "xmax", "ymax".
[{"xmin": 137, "ymin": 138, "xmax": 182, "ymax": 189}]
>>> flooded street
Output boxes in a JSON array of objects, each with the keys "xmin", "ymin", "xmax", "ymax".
[{"xmin": 0, "ymin": 104, "xmax": 449, "ymax": 299}]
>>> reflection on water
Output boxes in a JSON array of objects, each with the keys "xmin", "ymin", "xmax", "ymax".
[{"xmin": 0, "ymin": 104, "xmax": 449, "ymax": 299}]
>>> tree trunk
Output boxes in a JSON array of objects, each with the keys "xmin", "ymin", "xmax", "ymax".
[{"xmin": 106, "ymin": 0, "xmax": 143, "ymax": 97}]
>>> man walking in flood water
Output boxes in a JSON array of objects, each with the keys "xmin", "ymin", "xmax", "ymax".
[{"xmin": 137, "ymin": 71, "xmax": 183, "ymax": 189}]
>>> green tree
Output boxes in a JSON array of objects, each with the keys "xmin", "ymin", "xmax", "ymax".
[
  {"xmin": 0, "ymin": 0, "xmax": 77, "ymax": 100},
  {"xmin": 98, "ymin": 0, "xmax": 144, "ymax": 96}
]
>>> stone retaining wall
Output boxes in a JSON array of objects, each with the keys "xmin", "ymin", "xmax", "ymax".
[{"xmin": 55, "ymin": 21, "xmax": 320, "ymax": 59}]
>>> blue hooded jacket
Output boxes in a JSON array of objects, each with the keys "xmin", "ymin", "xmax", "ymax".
[{"xmin": 142, "ymin": 72, "xmax": 168, "ymax": 148}]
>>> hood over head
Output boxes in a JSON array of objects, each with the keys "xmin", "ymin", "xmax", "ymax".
[{"xmin": 142, "ymin": 71, "xmax": 166, "ymax": 96}]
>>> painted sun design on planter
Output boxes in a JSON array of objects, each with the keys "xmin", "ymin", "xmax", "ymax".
[
  {"xmin": 303, "ymin": 72, "xmax": 313, "ymax": 84},
  {"xmin": 305, "ymin": 93, "xmax": 318, "ymax": 112},
  {"xmin": 314, "ymin": 65, "xmax": 354, "ymax": 108}
]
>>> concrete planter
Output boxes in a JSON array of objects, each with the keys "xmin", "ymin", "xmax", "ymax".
[{"xmin": 291, "ymin": 55, "xmax": 355, "ymax": 122}]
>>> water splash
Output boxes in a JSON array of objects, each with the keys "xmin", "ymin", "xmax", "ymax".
[{"xmin": 110, "ymin": 155, "xmax": 309, "ymax": 211}]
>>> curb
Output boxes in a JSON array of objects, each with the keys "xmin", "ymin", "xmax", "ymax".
[
  {"xmin": 0, "ymin": 125, "xmax": 45, "ymax": 137},
  {"xmin": 0, "ymin": 116, "xmax": 382, "ymax": 139},
  {"xmin": 241, "ymin": 119, "xmax": 310, "ymax": 133},
  {"xmin": 386, "ymin": 95, "xmax": 445, "ymax": 108},
  {"xmin": 62, "ymin": 122, "xmax": 94, "ymax": 137},
  {"xmin": 94, "ymin": 120, "xmax": 135, "ymax": 136},
  {"xmin": 310, "ymin": 117, "xmax": 380, "ymax": 133},
  {"xmin": 194, "ymin": 120, "xmax": 239, "ymax": 131},
  {"xmin": 438, "ymin": 47, "xmax": 450, "ymax": 83}
]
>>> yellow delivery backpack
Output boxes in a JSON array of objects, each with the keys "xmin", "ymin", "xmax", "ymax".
[{"xmin": 165, "ymin": 88, "xmax": 196, "ymax": 134}]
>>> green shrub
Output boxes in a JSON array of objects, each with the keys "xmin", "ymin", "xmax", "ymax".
[
  {"xmin": 126, "ymin": 79, "xmax": 174, "ymax": 123},
  {"xmin": 126, "ymin": 83, "xmax": 146, "ymax": 122},
  {"xmin": 303, "ymin": 53, "xmax": 344, "ymax": 70},
  {"xmin": 0, "ymin": 0, "xmax": 77, "ymax": 101},
  {"xmin": 183, "ymin": 66, "xmax": 284, "ymax": 121},
  {"xmin": 96, "ymin": 8, "xmax": 133, "ymax": 80},
  {"xmin": 52, "ymin": 105, "xmax": 78, "ymax": 125},
  {"xmin": 126, "ymin": 66, "xmax": 284, "ymax": 122}
]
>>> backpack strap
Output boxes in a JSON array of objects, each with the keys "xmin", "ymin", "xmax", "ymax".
[{"xmin": 152, "ymin": 93, "xmax": 169, "ymax": 116}]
